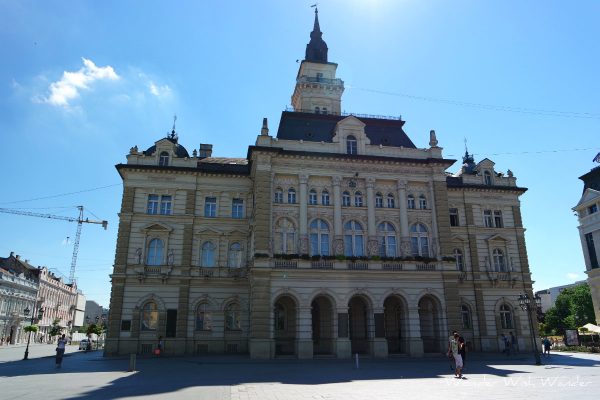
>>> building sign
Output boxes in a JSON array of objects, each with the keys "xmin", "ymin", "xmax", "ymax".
[{"xmin": 565, "ymin": 329, "xmax": 579, "ymax": 346}]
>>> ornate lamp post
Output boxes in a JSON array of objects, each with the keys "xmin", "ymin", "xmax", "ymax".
[
  {"xmin": 518, "ymin": 293, "xmax": 542, "ymax": 365},
  {"xmin": 23, "ymin": 304, "xmax": 44, "ymax": 360}
]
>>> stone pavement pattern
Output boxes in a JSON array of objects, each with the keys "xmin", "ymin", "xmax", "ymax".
[{"xmin": 0, "ymin": 346, "xmax": 598, "ymax": 400}]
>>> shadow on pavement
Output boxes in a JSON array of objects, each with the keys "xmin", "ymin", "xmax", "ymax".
[{"xmin": 0, "ymin": 351, "xmax": 598, "ymax": 400}]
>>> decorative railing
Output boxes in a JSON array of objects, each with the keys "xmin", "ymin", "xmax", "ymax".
[
  {"xmin": 416, "ymin": 264, "xmax": 436, "ymax": 271},
  {"xmin": 382, "ymin": 263, "xmax": 403, "ymax": 271},
  {"xmin": 284, "ymin": 106, "xmax": 402, "ymax": 121},
  {"xmin": 297, "ymin": 76, "xmax": 344, "ymax": 85},
  {"xmin": 311, "ymin": 260, "xmax": 334, "ymax": 269},
  {"xmin": 347, "ymin": 262, "xmax": 369, "ymax": 270},
  {"xmin": 274, "ymin": 260, "xmax": 298, "ymax": 269},
  {"xmin": 144, "ymin": 266, "xmax": 161, "ymax": 275}
]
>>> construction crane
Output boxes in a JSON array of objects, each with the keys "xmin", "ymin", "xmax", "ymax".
[{"xmin": 0, "ymin": 205, "xmax": 108, "ymax": 284}]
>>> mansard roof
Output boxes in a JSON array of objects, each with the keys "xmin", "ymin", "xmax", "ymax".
[
  {"xmin": 446, "ymin": 175, "xmax": 528, "ymax": 193},
  {"xmin": 275, "ymin": 111, "xmax": 416, "ymax": 148},
  {"xmin": 579, "ymin": 165, "xmax": 600, "ymax": 193},
  {"xmin": 144, "ymin": 137, "xmax": 190, "ymax": 158}
]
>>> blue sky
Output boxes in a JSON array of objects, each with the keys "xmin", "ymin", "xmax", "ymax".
[{"xmin": 1, "ymin": 0, "xmax": 599, "ymax": 308}]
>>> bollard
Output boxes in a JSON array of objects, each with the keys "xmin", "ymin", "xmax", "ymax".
[
  {"xmin": 128, "ymin": 353, "xmax": 136, "ymax": 372},
  {"xmin": 355, "ymin": 353, "xmax": 359, "ymax": 369}
]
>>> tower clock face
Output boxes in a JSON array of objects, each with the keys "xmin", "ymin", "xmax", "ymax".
[{"xmin": 348, "ymin": 180, "xmax": 357, "ymax": 188}]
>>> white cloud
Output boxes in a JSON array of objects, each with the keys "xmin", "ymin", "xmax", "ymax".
[
  {"xmin": 44, "ymin": 58, "xmax": 119, "ymax": 107},
  {"xmin": 148, "ymin": 81, "xmax": 172, "ymax": 98},
  {"xmin": 566, "ymin": 273, "xmax": 580, "ymax": 280}
]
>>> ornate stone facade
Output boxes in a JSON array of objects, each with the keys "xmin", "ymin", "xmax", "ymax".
[{"xmin": 105, "ymin": 10, "xmax": 537, "ymax": 358}]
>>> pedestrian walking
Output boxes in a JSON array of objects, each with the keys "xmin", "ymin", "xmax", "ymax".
[
  {"xmin": 155, "ymin": 336, "xmax": 164, "ymax": 356},
  {"xmin": 447, "ymin": 331, "xmax": 464, "ymax": 379},
  {"xmin": 542, "ymin": 337, "xmax": 552, "ymax": 357},
  {"xmin": 55, "ymin": 334, "xmax": 67, "ymax": 368},
  {"xmin": 458, "ymin": 333, "xmax": 466, "ymax": 370}
]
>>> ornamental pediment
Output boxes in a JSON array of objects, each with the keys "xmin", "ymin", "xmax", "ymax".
[
  {"xmin": 141, "ymin": 223, "xmax": 172, "ymax": 232},
  {"xmin": 574, "ymin": 188, "xmax": 600, "ymax": 208},
  {"xmin": 486, "ymin": 234, "xmax": 509, "ymax": 243}
]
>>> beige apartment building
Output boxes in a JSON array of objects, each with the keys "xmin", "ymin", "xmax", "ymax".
[{"xmin": 105, "ymin": 10, "xmax": 537, "ymax": 358}]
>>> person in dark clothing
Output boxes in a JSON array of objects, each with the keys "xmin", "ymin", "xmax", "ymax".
[
  {"xmin": 55, "ymin": 334, "xmax": 67, "ymax": 368},
  {"xmin": 458, "ymin": 335, "xmax": 466, "ymax": 370}
]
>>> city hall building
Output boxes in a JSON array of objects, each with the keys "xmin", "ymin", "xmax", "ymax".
[{"xmin": 106, "ymin": 10, "xmax": 536, "ymax": 358}]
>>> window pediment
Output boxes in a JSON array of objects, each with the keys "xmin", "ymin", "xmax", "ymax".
[
  {"xmin": 575, "ymin": 188, "xmax": 600, "ymax": 209},
  {"xmin": 141, "ymin": 222, "xmax": 172, "ymax": 232},
  {"xmin": 486, "ymin": 234, "xmax": 509, "ymax": 243}
]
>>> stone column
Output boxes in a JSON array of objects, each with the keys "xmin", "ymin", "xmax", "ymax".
[
  {"xmin": 366, "ymin": 177, "xmax": 378, "ymax": 256},
  {"xmin": 372, "ymin": 308, "xmax": 388, "ymax": 357},
  {"xmin": 397, "ymin": 180, "xmax": 410, "ymax": 255},
  {"xmin": 406, "ymin": 305, "xmax": 424, "ymax": 357},
  {"xmin": 299, "ymin": 174, "xmax": 309, "ymax": 255},
  {"xmin": 428, "ymin": 181, "xmax": 440, "ymax": 258},
  {"xmin": 296, "ymin": 306, "xmax": 314, "ymax": 359},
  {"xmin": 332, "ymin": 176, "xmax": 344, "ymax": 255},
  {"xmin": 335, "ymin": 307, "xmax": 351, "ymax": 358}
]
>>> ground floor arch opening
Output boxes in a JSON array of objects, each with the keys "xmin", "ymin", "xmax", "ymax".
[
  {"xmin": 348, "ymin": 295, "xmax": 370, "ymax": 355},
  {"xmin": 274, "ymin": 295, "xmax": 297, "ymax": 356},
  {"xmin": 384, "ymin": 295, "xmax": 408, "ymax": 354},
  {"xmin": 418, "ymin": 295, "xmax": 443, "ymax": 353},
  {"xmin": 311, "ymin": 295, "xmax": 335, "ymax": 355}
]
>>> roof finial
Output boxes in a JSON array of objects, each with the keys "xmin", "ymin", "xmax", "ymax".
[
  {"xmin": 305, "ymin": 4, "xmax": 328, "ymax": 63},
  {"xmin": 168, "ymin": 114, "xmax": 178, "ymax": 141},
  {"xmin": 311, "ymin": 4, "xmax": 320, "ymax": 31}
]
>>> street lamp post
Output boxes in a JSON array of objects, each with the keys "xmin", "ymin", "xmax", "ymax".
[
  {"xmin": 23, "ymin": 303, "xmax": 44, "ymax": 360},
  {"xmin": 518, "ymin": 293, "xmax": 542, "ymax": 366}
]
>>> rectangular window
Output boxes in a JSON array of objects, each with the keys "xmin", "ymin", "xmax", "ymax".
[
  {"xmin": 204, "ymin": 197, "xmax": 217, "ymax": 217},
  {"xmin": 449, "ymin": 208, "xmax": 459, "ymax": 227},
  {"xmin": 586, "ymin": 233, "xmax": 599, "ymax": 269},
  {"xmin": 232, "ymin": 198, "xmax": 244, "ymax": 219},
  {"xmin": 147, "ymin": 195, "xmax": 159, "ymax": 214},
  {"xmin": 160, "ymin": 195, "xmax": 172, "ymax": 215},
  {"xmin": 589, "ymin": 204, "xmax": 598, "ymax": 215},
  {"xmin": 494, "ymin": 210, "xmax": 503, "ymax": 228},
  {"xmin": 321, "ymin": 192, "xmax": 330, "ymax": 205},
  {"xmin": 309, "ymin": 192, "xmax": 317, "ymax": 205},
  {"xmin": 121, "ymin": 320, "xmax": 131, "ymax": 331},
  {"xmin": 484, "ymin": 210, "xmax": 493, "ymax": 228},
  {"xmin": 274, "ymin": 191, "xmax": 283, "ymax": 203},
  {"xmin": 375, "ymin": 197, "xmax": 383, "ymax": 208}
]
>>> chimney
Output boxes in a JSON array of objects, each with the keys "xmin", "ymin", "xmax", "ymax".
[
  {"xmin": 199, "ymin": 143, "xmax": 213, "ymax": 159},
  {"xmin": 10, "ymin": 251, "xmax": 14, "ymax": 257},
  {"xmin": 261, "ymin": 117, "xmax": 269, "ymax": 136},
  {"xmin": 16, "ymin": 255, "xmax": 20, "ymax": 260}
]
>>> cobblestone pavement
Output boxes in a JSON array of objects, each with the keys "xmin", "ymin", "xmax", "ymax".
[{"xmin": 0, "ymin": 349, "xmax": 598, "ymax": 400}]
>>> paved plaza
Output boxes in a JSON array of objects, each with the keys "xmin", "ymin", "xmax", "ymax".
[{"xmin": 1, "ymin": 344, "xmax": 599, "ymax": 400}]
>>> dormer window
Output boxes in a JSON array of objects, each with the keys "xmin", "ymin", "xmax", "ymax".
[
  {"xmin": 316, "ymin": 72, "xmax": 323, "ymax": 81},
  {"xmin": 346, "ymin": 135, "xmax": 357, "ymax": 155},
  {"xmin": 484, "ymin": 171, "xmax": 492, "ymax": 186},
  {"xmin": 159, "ymin": 151, "xmax": 170, "ymax": 166},
  {"xmin": 315, "ymin": 106, "xmax": 320, "ymax": 114},
  {"xmin": 589, "ymin": 204, "xmax": 598, "ymax": 215},
  {"xmin": 322, "ymin": 107, "xmax": 327, "ymax": 115}
]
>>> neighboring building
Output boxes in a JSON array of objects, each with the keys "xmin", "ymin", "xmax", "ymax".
[
  {"xmin": 0, "ymin": 253, "xmax": 39, "ymax": 344},
  {"xmin": 36, "ymin": 267, "xmax": 78, "ymax": 337},
  {"xmin": 106, "ymin": 9, "xmax": 537, "ymax": 358},
  {"xmin": 84, "ymin": 300, "xmax": 108, "ymax": 326},
  {"xmin": 573, "ymin": 163, "xmax": 600, "ymax": 324},
  {"xmin": 535, "ymin": 281, "xmax": 587, "ymax": 313},
  {"xmin": 74, "ymin": 292, "xmax": 86, "ymax": 327}
]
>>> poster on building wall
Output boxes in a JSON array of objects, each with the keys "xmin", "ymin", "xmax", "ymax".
[{"xmin": 565, "ymin": 329, "xmax": 579, "ymax": 346}]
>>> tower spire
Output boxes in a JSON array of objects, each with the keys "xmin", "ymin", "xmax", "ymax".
[{"xmin": 305, "ymin": 5, "xmax": 328, "ymax": 63}]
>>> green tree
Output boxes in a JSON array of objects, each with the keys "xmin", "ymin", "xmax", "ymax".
[
  {"xmin": 24, "ymin": 324, "xmax": 39, "ymax": 333},
  {"xmin": 543, "ymin": 284, "xmax": 596, "ymax": 335},
  {"xmin": 48, "ymin": 318, "xmax": 63, "ymax": 337},
  {"xmin": 86, "ymin": 323, "xmax": 103, "ymax": 336}
]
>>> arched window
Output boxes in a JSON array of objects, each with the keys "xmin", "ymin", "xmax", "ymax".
[
  {"xmin": 275, "ymin": 218, "xmax": 296, "ymax": 254},
  {"xmin": 354, "ymin": 191, "xmax": 363, "ymax": 207},
  {"xmin": 309, "ymin": 219, "xmax": 330, "ymax": 256},
  {"xmin": 493, "ymin": 248, "xmax": 506, "ymax": 272},
  {"xmin": 378, "ymin": 222, "xmax": 397, "ymax": 257},
  {"xmin": 484, "ymin": 171, "xmax": 492, "ymax": 186},
  {"xmin": 159, "ymin": 151, "xmax": 169, "ymax": 166},
  {"xmin": 375, "ymin": 192, "xmax": 383, "ymax": 208},
  {"xmin": 201, "ymin": 241, "xmax": 216, "ymax": 267},
  {"xmin": 225, "ymin": 303, "xmax": 241, "ymax": 331},
  {"xmin": 308, "ymin": 189, "xmax": 317, "ymax": 205},
  {"xmin": 346, "ymin": 135, "xmax": 357, "ymax": 155},
  {"xmin": 287, "ymin": 188, "xmax": 297, "ymax": 204},
  {"xmin": 314, "ymin": 106, "xmax": 320, "ymax": 114},
  {"xmin": 141, "ymin": 301, "xmax": 158, "ymax": 331},
  {"xmin": 274, "ymin": 304, "xmax": 286, "ymax": 331},
  {"xmin": 461, "ymin": 305, "xmax": 471, "ymax": 329},
  {"xmin": 410, "ymin": 223, "xmax": 429, "ymax": 256},
  {"xmin": 228, "ymin": 242, "xmax": 242, "ymax": 268},
  {"xmin": 419, "ymin": 195, "xmax": 427, "ymax": 209},
  {"xmin": 196, "ymin": 303, "xmax": 212, "ymax": 331},
  {"xmin": 387, "ymin": 193, "xmax": 395, "ymax": 208},
  {"xmin": 322, "ymin": 107, "xmax": 328, "ymax": 115},
  {"xmin": 274, "ymin": 188, "xmax": 283, "ymax": 203},
  {"xmin": 499, "ymin": 304, "xmax": 513, "ymax": 329},
  {"xmin": 342, "ymin": 191, "xmax": 351, "ymax": 207},
  {"xmin": 454, "ymin": 248, "xmax": 464, "ymax": 271},
  {"xmin": 343, "ymin": 220, "xmax": 364, "ymax": 256},
  {"xmin": 146, "ymin": 239, "xmax": 164, "ymax": 265},
  {"xmin": 407, "ymin": 195, "xmax": 415, "ymax": 209},
  {"xmin": 321, "ymin": 189, "xmax": 330, "ymax": 206}
]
